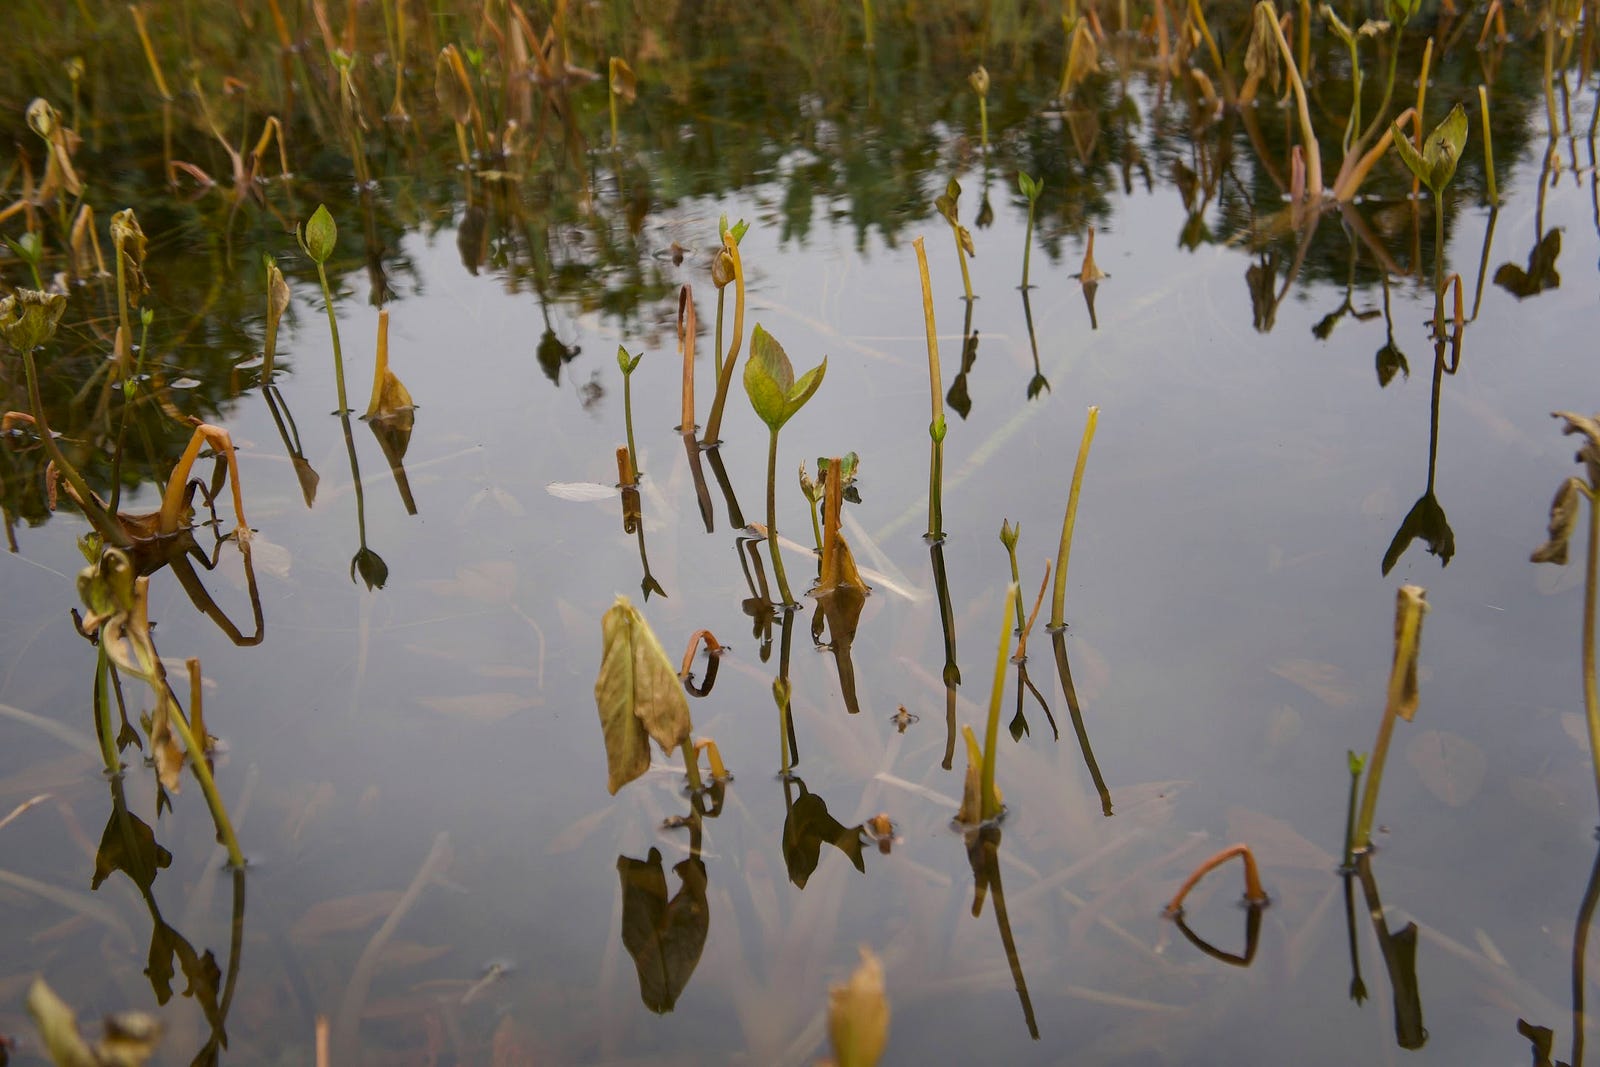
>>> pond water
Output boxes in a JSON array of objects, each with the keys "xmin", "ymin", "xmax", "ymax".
[{"xmin": 3, "ymin": 2, "xmax": 1600, "ymax": 1064}]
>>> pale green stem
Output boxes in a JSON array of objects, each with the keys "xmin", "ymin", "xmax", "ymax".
[
  {"xmin": 981, "ymin": 584, "xmax": 1019, "ymax": 821},
  {"xmin": 1021, "ymin": 199, "xmax": 1036, "ymax": 289},
  {"xmin": 94, "ymin": 645, "xmax": 120, "ymax": 774},
  {"xmin": 680, "ymin": 738, "xmax": 703, "ymax": 793},
  {"xmin": 622, "ymin": 369, "xmax": 639, "ymax": 481},
  {"xmin": 1049, "ymin": 407, "xmax": 1100, "ymax": 629},
  {"xmin": 766, "ymin": 428, "xmax": 793, "ymax": 605},
  {"xmin": 315, "ymin": 262, "xmax": 351, "ymax": 414},
  {"xmin": 1353, "ymin": 597, "xmax": 1424, "ymax": 850}
]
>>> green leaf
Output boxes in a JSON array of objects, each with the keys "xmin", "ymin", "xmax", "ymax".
[
  {"xmin": 744, "ymin": 325, "xmax": 826, "ymax": 430},
  {"xmin": 1017, "ymin": 171, "xmax": 1041, "ymax": 200},
  {"xmin": 301, "ymin": 204, "xmax": 337, "ymax": 264},
  {"xmin": 1386, "ymin": 0, "xmax": 1419, "ymax": 27},
  {"xmin": 718, "ymin": 214, "xmax": 748, "ymax": 245},
  {"xmin": 1391, "ymin": 103, "xmax": 1468, "ymax": 194},
  {"xmin": 594, "ymin": 596, "xmax": 692, "ymax": 795},
  {"xmin": 617, "ymin": 345, "xmax": 641, "ymax": 374}
]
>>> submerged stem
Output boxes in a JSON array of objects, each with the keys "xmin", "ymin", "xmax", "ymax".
[{"xmin": 315, "ymin": 262, "xmax": 351, "ymax": 415}]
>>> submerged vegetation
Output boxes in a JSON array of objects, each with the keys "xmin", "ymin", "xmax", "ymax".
[{"xmin": 1, "ymin": 0, "xmax": 1600, "ymax": 1062}]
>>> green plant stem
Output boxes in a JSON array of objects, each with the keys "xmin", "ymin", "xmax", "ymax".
[
  {"xmin": 94, "ymin": 645, "xmax": 120, "ymax": 774},
  {"xmin": 610, "ymin": 86, "xmax": 619, "ymax": 148},
  {"xmin": 162, "ymin": 685, "xmax": 245, "ymax": 869},
  {"xmin": 952, "ymin": 225, "xmax": 974, "ymax": 302},
  {"xmin": 1342, "ymin": 752, "xmax": 1363, "ymax": 868},
  {"xmin": 680, "ymin": 738, "xmax": 704, "ymax": 793},
  {"xmin": 981, "ymin": 584, "xmax": 1018, "ymax": 821},
  {"xmin": 315, "ymin": 262, "xmax": 351, "ymax": 414},
  {"xmin": 765, "ymin": 428, "xmax": 793, "ymax": 605},
  {"xmin": 1004, "ymin": 541, "xmax": 1025, "ymax": 633},
  {"xmin": 1262, "ymin": 0, "xmax": 1322, "ymax": 199},
  {"xmin": 978, "ymin": 96, "xmax": 988, "ymax": 153},
  {"xmin": 1356, "ymin": 31, "xmax": 1403, "ymax": 151},
  {"xmin": 1021, "ymin": 199, "xmax": 1036, "ymax": 289},
  {"xmin": 622, "ymin": 370, "xmax": 639, "ymax": 481},
  {"xmin": 861, "ymin": 0, "xmax": 874, "ymax": 50},
  {"xmin": 1432, "ymin": 192, "xmax": 1446, "ymax": 340},
  {"xmin": 1584, "ymin": 490, "xmax": 1600, "ymax": 813},
  {"xmin": 913, "ymin": 237, "xmax": 946, "ymax": 539},
  {"xmin": 107, "ymin": 314, "xmax": 152, "ymax": 515},
  {"xmin": 702, "ymin": 236, "xmax": 745, "ymax": 446},
  {"xmin": 1049, "ymin": 406, "xmax": 1100, "ymax": 629},
  {"xmin": 20, "ymin": 349, "xmax": 128, "ymax": 546}
]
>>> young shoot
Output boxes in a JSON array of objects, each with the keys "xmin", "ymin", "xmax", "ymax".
[
  {"xmin": 934, "ymin": 179, "xmax": 976, "ymax": 303},
  {"xmin": 1018, "ymin": 172, "xmax": 1043, "ymax": 290},
  {"xmin": 297, "ymin": 204, "xmax": 352, "ymax": 414},
  {"xmin": 1391, "ymin": 103, "xmax": 1468, "ymax": 337},
  {"xmin": 743, "ymin": 324, "xmax": 827, "ymax": 607}
]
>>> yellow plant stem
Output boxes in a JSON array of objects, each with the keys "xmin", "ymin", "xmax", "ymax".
[
  {"xmin": 913, "ymin": 237, "xmax": 946, "ymax": 538},
  {"xmin": 1260, "ymin": 1, "xmax": 1322, "ymax": 200},
  {"xmin": 1050, "ymin": 406, "xmax": 1100, "ymax": 629},
  {"xmin": 679, "ymin": 738, "xmax": 704, "ymax": 792},
  {"xmin": 1354, "ymin": 590, "xmax": 1426, "ymax": 850},
  {"xmin": 1411, "ymin": 37, "xmax": 1434, "ymax": 198},
  {"xmin": 701, "ymin": 233, "xmax": 745, "ymax": 446},
  {"xmin": 1584, "ymin": 487, "xmax": 1600, "ymax": 812},
  {"xmin": 1478, "ymin": 86, "xmax": 1498, "ymax": 206},
  {"xmin": 981, "ymin": 584, "xmax": 1019, "ymax": 821}
]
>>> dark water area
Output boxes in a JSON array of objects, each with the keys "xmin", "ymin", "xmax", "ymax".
[{"xmin": 2, "ymin": 2, "xmax": 1600, "ymax": 1064}]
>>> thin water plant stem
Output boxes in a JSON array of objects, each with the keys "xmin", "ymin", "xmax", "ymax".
[
  {"xmin": 1256, "ymin": 1, "xmax": 1322, "ymax": 200},
  {"xmin": 316, "ymin": 262, "xmax": 350, "ymax": 414},
  {"xmin": 1583, "ymin": 482, "xmax": 1600, "ymax": 811},
  {"xmin": 764, "ymin": 427, "xmax": 794, "ymax": 606},
  {"xmin": 1049, "ymin": 406, "xmax": 1100, "ymax": 629},
  {"xmin": 1353, "ymin": 585, "xmax": 1428, "ymax": 852},
  {"xmin": 1018, "ymin": 172, "xmax": 1042, "ymax": 289},
  {"xmin": 702, "ymin": 231, "xmax": 745, "ymax": 447},
  {"xmin": 981, "ymin": 583, "xmax": 1020, "ymax": 822},
  {"xmin": 618, "ymin": 347, "xmax": 642, "ymax": 481},
  {"xmin": 1479, "ymin": 85, "xmax": 1499, "ymax": 206},
  {"xmin": 300, "ymin": 206, "xmax": 351, "ymax": 414},
  {"xmin": 108, "ymin": 309, "xmax": 153, "ymax": 515},
  {"xmin": 1342, "ymin": 750, "xmax": 1366, "ymax": 869},
  {"xmin": 160, "ymin": 665, "xmax": 245, "ymax": 870},
  {"xmin": 679, "ymin": 738, "xmax": 703, "ymax": 793},
  {"xmin": 861, "ymin": 0, "xmax": 874, "ymax": 50},
  {"xmin": 94, "ymin": 644, "xmax": 119, "ymax": 774},
  {"xmin": 913, "ymin": 237, "xmax": 947, "ymax": 540},
  {"xmin": 1164, "ymin": 843, "xmax": 1268, "ymax": 914}
]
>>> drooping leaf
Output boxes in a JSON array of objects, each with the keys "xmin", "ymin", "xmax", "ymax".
[
  {"xmin": 92, "ymin": 807, "xmax": 172, "ymax": 892},
  {"xmin": 1531, "ymin": 477, "xmax": 1586, "ymax": 565},
  {"xmin": 109, "ymin": 210, "xmax": 149, "ymax": 308},
  {"xmin": 955, "ymin": 725, "xmax": 987, "ymax": 825},
  {"xmin": 609, "ymin": 56, "xmax": 637, "ymax": 103},
  {"xmin": 1376, "ymin": 341, "xmax": 1409, "ymax": 386},
  {"xmin": 1382, "ymin": 491, "xmax": 1455, "ymax": 576},
  {"xmin": 1244, "ymin": 3, "xmax": 1282, "ymax": 97},
  {"xmin": 616, "ymin": 848, "xmax": 709, "ymax": 1013},
  {"xmin": 827, "ymin": 946, "xmax": 890, "ymax": 1067},
  {"xmin": 0, "ymin": 288, "xmax": 68, "ymax": 351},
  {"xmin": 595, "ymin": 596, "xmax": 692, "ymax": 794}
]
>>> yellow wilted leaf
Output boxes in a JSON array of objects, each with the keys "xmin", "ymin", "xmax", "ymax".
[
  {"xmin": 609, "ymin": 56, "xmax": 637, "ymax": 103},
  {"xmin": 365, "ymin": 309, "xmax": 414, "ymax": 421},
  {"xmin": 827, "ymin": 946, "xmax": 889, "ymax": 1067},
  {"xmin": 956, "ymin": 725, "xmax": 984, "ymax": 824},
  {"xmin": 595, "ymin": 596, "xmax": 692, "ymax": 794}
]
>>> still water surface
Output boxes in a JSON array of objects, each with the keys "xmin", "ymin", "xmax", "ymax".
[{"xmin": 3, "ymin": 4, "xmax": 1600, "ymax": 1064}]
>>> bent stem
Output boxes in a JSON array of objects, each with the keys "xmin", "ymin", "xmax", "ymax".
[{"xmin": 1164, "ymin": 843, "xmax": 1268, "ymax": 914}]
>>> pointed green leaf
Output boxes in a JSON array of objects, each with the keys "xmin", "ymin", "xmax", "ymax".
[
  {"xmin": 302, "ymin": 204, "xmax": 337, "ymax": 264},
  {"xmin": 1393, "ymin": 104, "xmax": 1468, "ymax": 194},
  {"xmin": 745, "ymin": 323, "xmax": 795, "ymax": 429},
  {"xmin": 617, "ymin": 345, "xmax": 641, "ymax": 374},
  {"xmin": 781, "ymin": 356, "xmax": 827, "ymax": 424}
]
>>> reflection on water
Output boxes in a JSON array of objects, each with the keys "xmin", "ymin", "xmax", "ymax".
[{"xmin": 4, "ymin": 0, "xmax": 1600, "ymax": 1062}]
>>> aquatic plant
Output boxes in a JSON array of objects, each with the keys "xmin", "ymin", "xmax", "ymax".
[
  {"xmin": 1531, "ymin": 413, "xmax": 1600, "ymax": 815},
  {"xmin": 912, "ymin": 236, "xmax": 949, "ymax": 541},
  {"xmin": 617, "ymin": 345, "xmax": 643, "ymax": 481},
  {"xmin": 297, "ymin": 203, "xmax": 352, "ymax": 414},
  {"xmin": 609, "ymin": 56, "xmax": 636, "ymax": 148},
  {"xmin": 1391, "ymin": 103, "xmax": 1468, "ymax": 337},
  {"xmin": 825, "ymin": 946, "xmax": 889, "ymax": 1067},
  {"xmin": 1163, "ymin": 843, "xmax": 1269, "ymax": 916},
  {"xmin": 969, "ymin": 65, "xmax": 990, "ymax": 154},
  {"xmin": 1351, "ymin": 585, "xmax": 1429, "ymax": 852},
  {"xmin": 595, "ymin": 594, "xmax": 707, "ymax": 794},
  {"xmin": 743, "ymin": 324, "xmax": 826, "ymax": 607},
  {"xmin": 1017, "ymin": 171, "xmax": 1042, "ymax": 290},
  {"xmin": 934, "ymin": 179, "xmax": 975, "ymax": 303},
  {"xmin": 702, "ymin": 218, "xmax": 749, "ymax": 447}
]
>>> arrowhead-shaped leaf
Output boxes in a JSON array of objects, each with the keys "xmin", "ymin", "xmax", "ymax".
[
  {"xmin": 1392, "ymin": 103, "xmax": 1467, "ymax": 194},
  {"xmin": 744, "ymin": 324, "xmax": 826, "ymax": 430}
]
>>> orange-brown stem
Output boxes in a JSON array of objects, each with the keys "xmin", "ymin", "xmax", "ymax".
[{"xmin": 1164, "ymin": 843, "xmax": 1268, "ymax": 915}]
